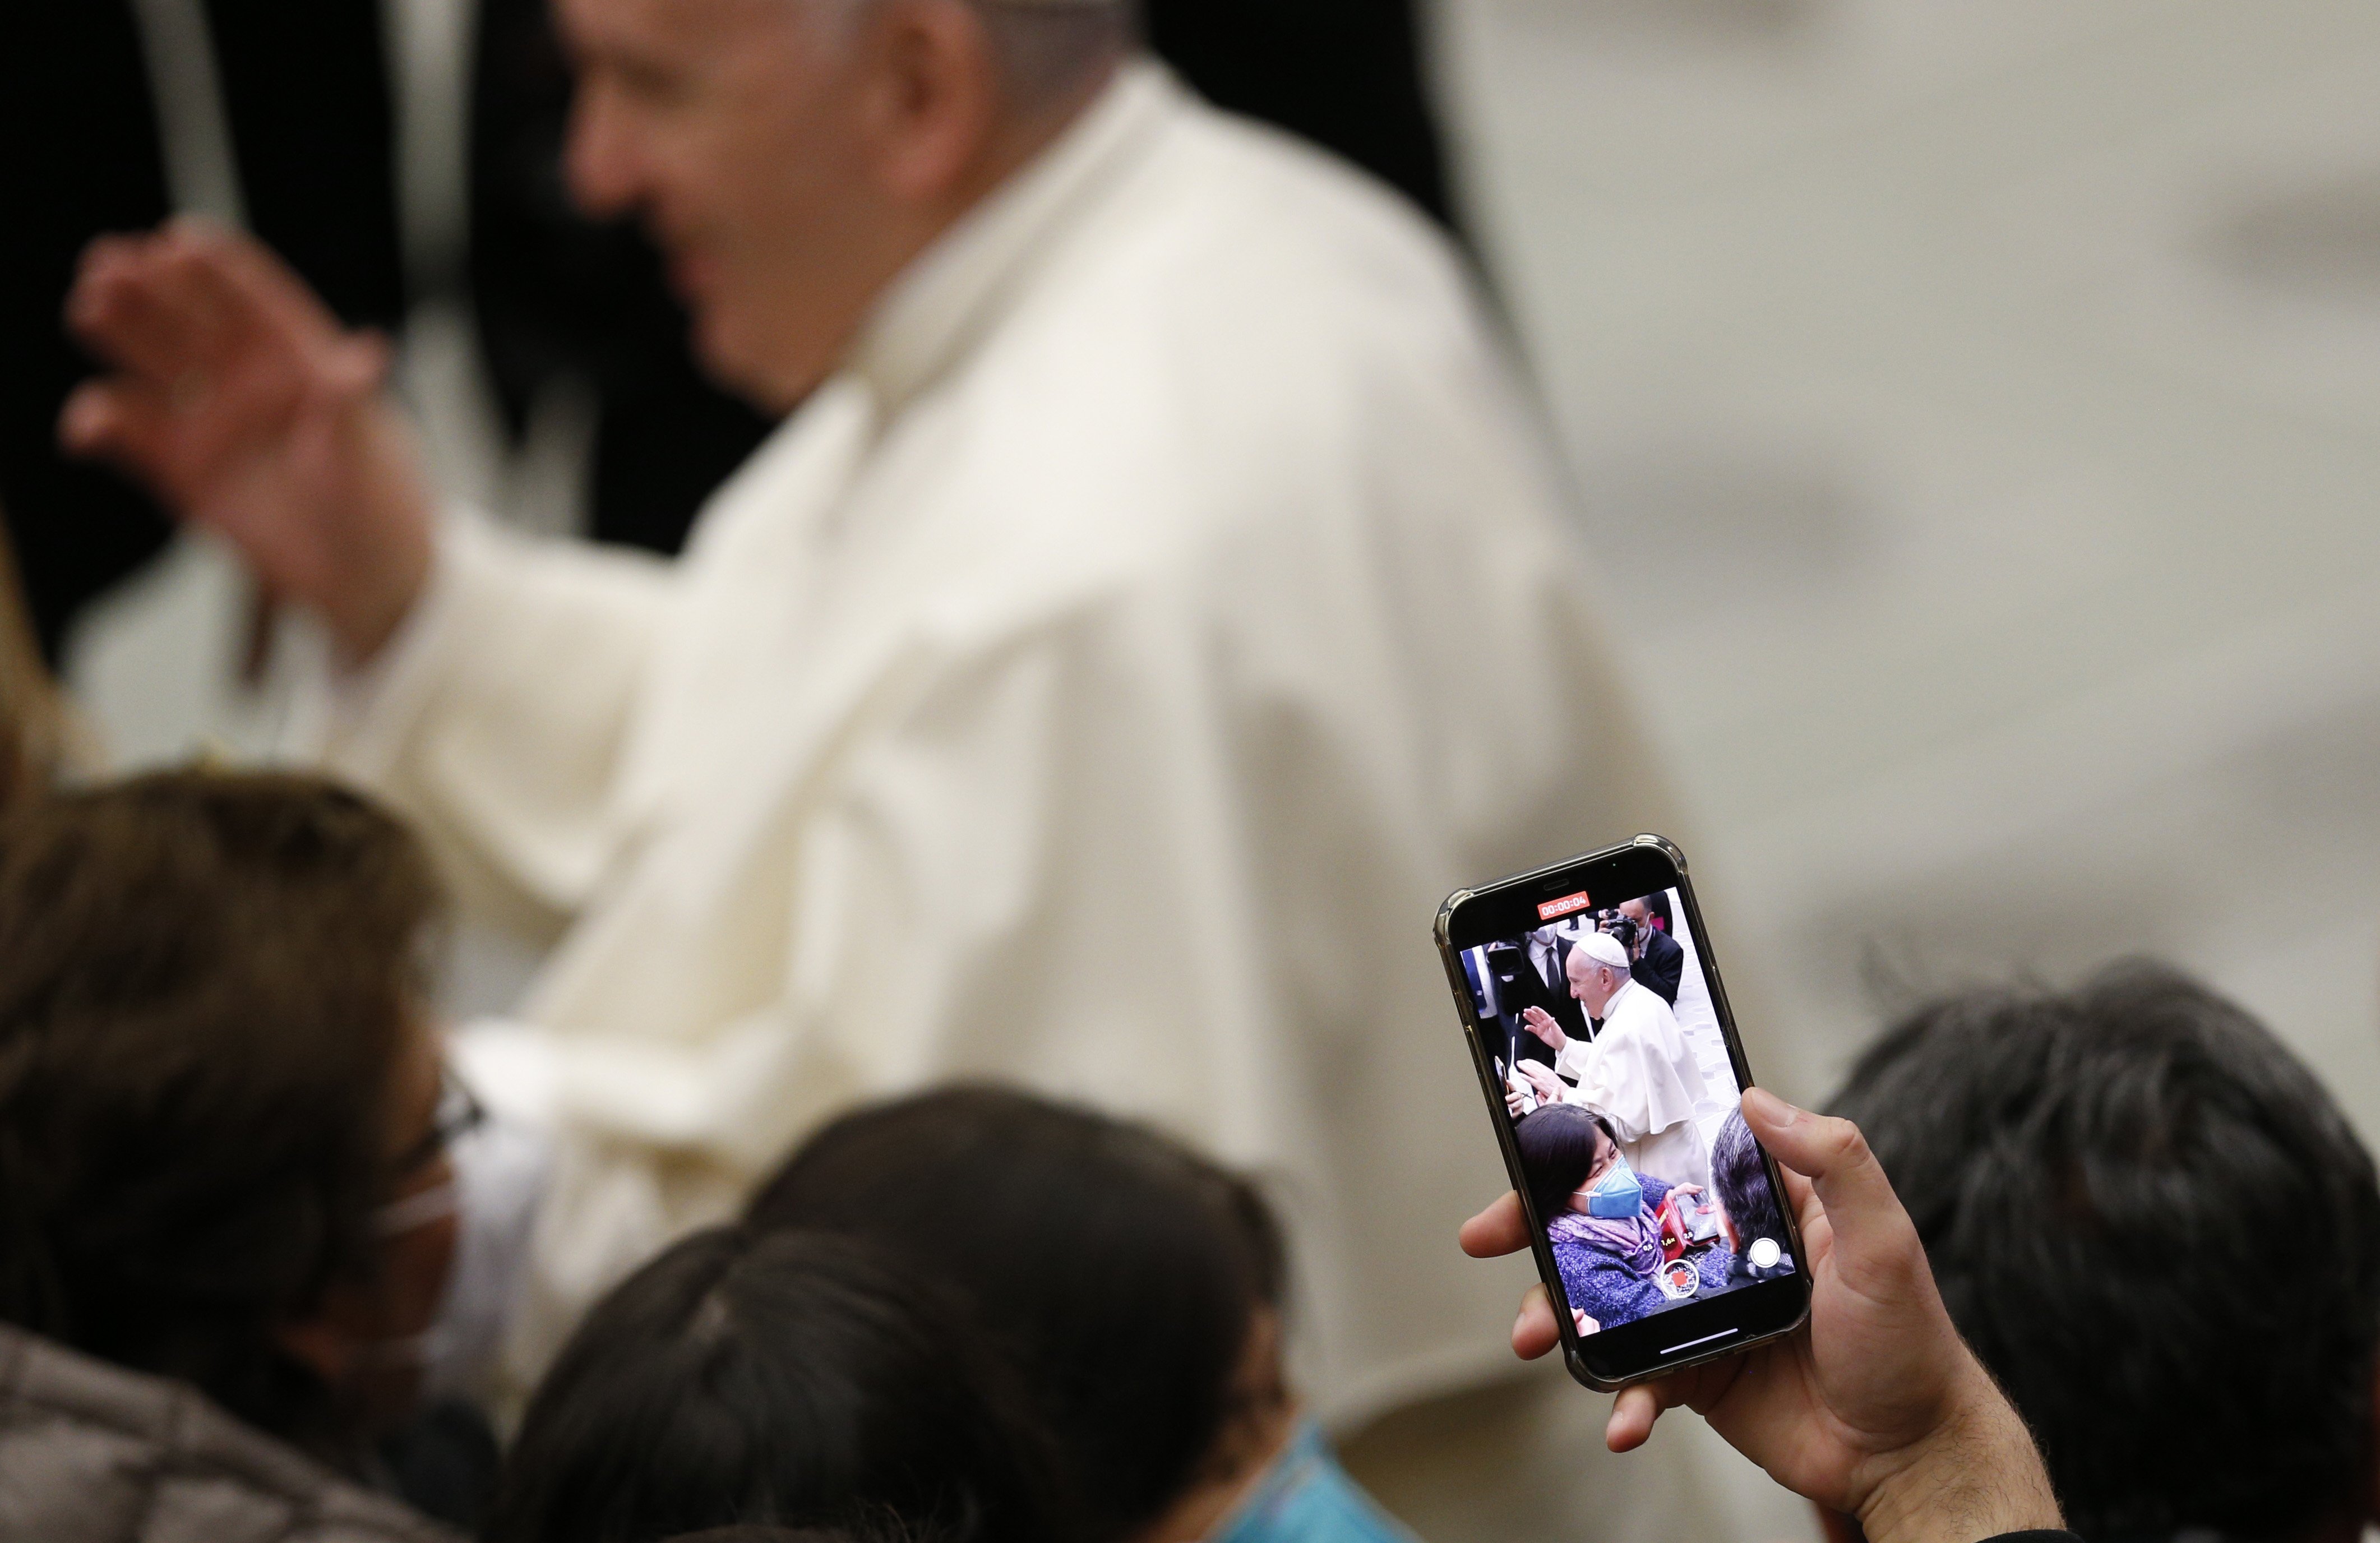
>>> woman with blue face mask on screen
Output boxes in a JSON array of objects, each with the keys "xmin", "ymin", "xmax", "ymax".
[{"xmin": 1514, "ymin": 1104, "xmax": 1706, "ymax": 1333}]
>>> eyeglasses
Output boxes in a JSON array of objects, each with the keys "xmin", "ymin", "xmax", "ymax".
[{"xmin": 391, "ymin": 1069, "xmax": 487, "ymax": 1180}]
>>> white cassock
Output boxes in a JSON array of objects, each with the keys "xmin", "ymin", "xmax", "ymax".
[
  {"xmin": 1556, "ymin": 978, "xmax": 1713, "ymax": 1193},
  {"xmin": 303, "ymin": 62, "xmax": 1679, "ymax": 1436}
]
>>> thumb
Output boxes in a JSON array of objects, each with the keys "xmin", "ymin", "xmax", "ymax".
[{"xmin": 1739, "ymin": 1087, "xmax": 1919, "ymax": 1278}]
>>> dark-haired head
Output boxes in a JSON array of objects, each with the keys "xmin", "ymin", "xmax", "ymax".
[
  {"xmin": 487, "ymin": 1227, "xmax": 1068, "ymax": 1543},
  {"xmin": 1831, "ymin": 960, "xmax": 2380, "ymax": 1542},
  {"xmin": 1707, "ymin": 1110, "xmax": 1782, "ymax": 1251},
  {"xmin": 1511, "ymin": 1103, "xmax": 1618, "ymax": 1225},
  {"xmin": 747, "ymin": 1086, "xmax": 1287, "ymax": 1543},
  {"xmin": 664, "ymin": 1528, "xmax": 955, "ymax": 1543},
  {"xmin": 0, "ymin": 769, "xmax": 448, "ymax": 1456}
]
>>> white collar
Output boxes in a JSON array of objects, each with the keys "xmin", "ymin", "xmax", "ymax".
[{"xmin": 845, "ymin": 58, "xmax": 1179, "ymax": 418}]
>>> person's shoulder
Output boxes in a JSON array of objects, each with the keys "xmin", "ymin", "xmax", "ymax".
[
  {"xmin": 1119, "ymin": 76, "xmax": 1467, "ymax": 268},
  {"xmin": 288, "ymin": 1503, "xmax": 460, "ymax": 1543},
  {"xmin": 0, "ymin": 1327, "xmax": 457, "ymax": 1542},
  {"xmin": 1287, "ymin": 1436, "xmax": 1427, "ymax": 1543},
  {"xmin": 1547, "ymin": 1238, "xmax": 1600, "ymax": 1296},
  {"xmin": 1019, "ymin": 78, "xmax": 1505, "ymax": 395},
  {"xmin": 1606, "ymin": 987, "xmax": 1657, "ymax": 1028},
  {"xmin": 1633, "ymin": 983, "xmax": 1684, "ymax": 1028},
  {"xmin": 1164, "ymin": 96, "xmax": 1464, "ymax": 284}
]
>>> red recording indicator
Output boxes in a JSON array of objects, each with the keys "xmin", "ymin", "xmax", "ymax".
[{"xmin": 1536, "ymin": 890, "xmax": 1591, "ymax": 922}]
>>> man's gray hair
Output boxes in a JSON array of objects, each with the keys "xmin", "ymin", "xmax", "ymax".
[
  {"xmin": 978, "ymin": 0, "xmax": 1131, "ymax": 109},
  {"xmin": 820, "ymin": 0, "xmax": 1133, "ymax": 109}
]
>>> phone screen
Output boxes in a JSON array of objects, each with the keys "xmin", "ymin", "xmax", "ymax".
[{"xmin": 1441, "ymin": 840, "xmax": 1808, "ymax": 1384}]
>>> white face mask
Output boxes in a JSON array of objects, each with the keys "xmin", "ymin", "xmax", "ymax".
[
  {"xmin": 374, "ymin": 1180, "xmax": 460, "ymax": 1237},
  {"xmin": 415, "ymin": 1106, "xmax": 554, "ymax": 1397},
  {"xmin": 344, "ymin": 1182, "xmax": 465, "ymax": 1377},
  {"xmin": 355, "ymin": 1327, "xmax": 442, "ymax": 1373}
]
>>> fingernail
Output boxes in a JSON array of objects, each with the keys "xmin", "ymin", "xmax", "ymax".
[{"xmin": 1744, "ymin": 1085, "xmax": 1800, "ymax": 1126}]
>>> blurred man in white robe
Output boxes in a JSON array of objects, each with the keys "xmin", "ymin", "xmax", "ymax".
[
  {"xmin": 58, "ymin": 0, "xmax": 1714, "ymax": 1533},
  {"xmin": 1519, "ymin": 932, "xmax": 1713, "ymax": 1191}
]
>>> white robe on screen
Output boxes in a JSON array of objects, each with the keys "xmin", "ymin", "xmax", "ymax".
[
  {"xmin": 1557, "ymin": 978, "xmax": 1713, "ymax": 1193},
  {"xmin": 309, "ymin": 61, "xmax": 1677, "ymax": 1426}
]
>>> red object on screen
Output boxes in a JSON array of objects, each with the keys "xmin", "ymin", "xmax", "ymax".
[
  {"xmin": 1657, "ymin": 1195, "xmax": 1689, "ymax": 1262},
  {"xmin": 1537, "ymin": 890, "xmax": 1591, "ymax": 921}
]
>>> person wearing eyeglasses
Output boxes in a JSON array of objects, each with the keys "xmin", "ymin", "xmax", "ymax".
[{"xmin": 0, "ymin": 770, "xmax": 466, "ymax": 1542}]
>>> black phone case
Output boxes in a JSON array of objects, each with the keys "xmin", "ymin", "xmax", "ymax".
[{"xmin": 1432, "ymin": 833, "xmax": 1811, "ymax": 1391}]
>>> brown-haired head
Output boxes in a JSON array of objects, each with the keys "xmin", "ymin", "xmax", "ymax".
[{"xmin": 0, "ymin": 768, "xmax": 446, "ymax": 1456}]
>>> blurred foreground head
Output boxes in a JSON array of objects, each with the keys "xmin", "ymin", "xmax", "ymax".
[
  {"xmin": 663, "ymin": 1530, "xmax": 955, "ymax": 1543},
  {"xmin": 556, "ymin": 0, "xmax": 1129, "ymax": 409},
  {"xmin": 0, "ymin": 505, "xmax": 95, "ymax": 809},
  {"xmin": 1832, "ymin": 961, "xmax": 2380, "ymax": 1542},
  {"xmin": 749, "ymin": 1086, "xmax": 1290, "ymax": 1543},
  {"xmin": 487, "ymin": 1227, "xmax": 1068, "ymax": 1543},
  {"xmin": 663, "ymin": 1530, "xmax": 958, "ymax": 1543},
  {"xmin": 0, "ymin": 770, "xmax": 450, "ymax": 1456}
]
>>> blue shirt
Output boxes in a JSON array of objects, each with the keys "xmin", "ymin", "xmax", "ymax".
[{"xmin": 1208, "ymin": 1421, "xmax": 1418, "ymax": 1543}]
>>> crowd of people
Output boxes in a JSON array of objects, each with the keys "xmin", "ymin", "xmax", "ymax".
[
  {"xmin": 21, "ymin": 760, "xmax": 2380, "ymax": 1543},
  {"xmin": 1, "ymin": 2, "xmax": 2375, "ymax": 1542},
  {"xmin": 1514, "ymin": 1105, "xmax": 1794, "ymax": 1334},
  {"xmin": 10, "ymin": 761, "xmax": 2376, "ymax": 1543},
  {"xmin": 0, "ymin": 769, "xmax": 1416, "ymax": 1542}
]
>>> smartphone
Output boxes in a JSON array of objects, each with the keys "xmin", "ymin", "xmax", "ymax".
[
  {"xmin": 1496, "ymin": 1056, "xmax": 1540, "ymax": 1116},
  {"xmin": 1434, "ymin": 834, "xmax": 1810, "ymax": 1390}
]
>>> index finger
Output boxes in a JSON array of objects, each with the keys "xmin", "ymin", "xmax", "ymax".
[
  {"xmin": 173, "ymin": 218, "xmax": 349, "ymax": 353},
  {"xmin": 1606, "ymin": 1358, "xmax": 1737, "ymax": 1452},
  {"xmin": 1459, "ymin": 1190, "xmax": 1529, "ymax": 1258},
  {"xmin": 65, "ymin": 241, "xmax": 214, "ymax": 381}
]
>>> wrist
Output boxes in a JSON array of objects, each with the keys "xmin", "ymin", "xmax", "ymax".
[
  {"xmin": 327, "ymin": 399, "xmax": 435, "ymax": 664},
  {"xmin": 332, "ymin": 496, "xmax": 433, "ymax": 666},
  {"xmin": 1854, "ymin": 1369, "xmax": 2061, "ymax": 1543},
  {"xmin": 338, "ymin": 541, "xmax": 428, "ymax": 664}
]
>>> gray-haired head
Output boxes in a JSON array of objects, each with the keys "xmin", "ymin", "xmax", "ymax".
[
  {"xmin": 821, "ymin": 0, "xmax": 1131, "ymax": 111},
  {"xmin": 558, "ymin": 0, "xmax": 1133, "ymax": 412}
]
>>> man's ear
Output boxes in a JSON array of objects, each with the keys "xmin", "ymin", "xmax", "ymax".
[{"xmin": 856, "ymin": 0, "xmax": 1001, "ymax": 205}]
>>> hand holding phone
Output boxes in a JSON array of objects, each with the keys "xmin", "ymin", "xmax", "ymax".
[
  {"xmin": 1459, "ymin": 1088, "xmax": 2065, "ymax": 1543},
  {"xmin": 1498, "ymin": 1057, "xmax": 1539, "ymax": 1117},
  {"xmin": 1513, "ymin": 1060, "xmax": 1563, "ymax": 1108}
]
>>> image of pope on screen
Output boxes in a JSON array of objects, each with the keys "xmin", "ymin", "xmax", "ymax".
[{"xmin": 1457, "ymin": 886, "xmax": 1795, "ymax": 1334}]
